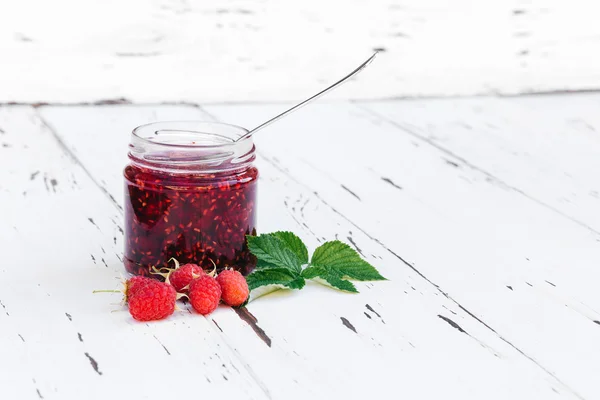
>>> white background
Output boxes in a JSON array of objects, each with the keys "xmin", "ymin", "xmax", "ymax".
[{"xmin": 1, "ymin": 0, "xmax": 600, "ymax": 103}]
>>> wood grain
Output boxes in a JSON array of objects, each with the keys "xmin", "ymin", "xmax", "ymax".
[
  {"xmin": 202, "ymin": 98, "xmax": 600, "ymax": 399},
  {"xmin": 360, "ymin": 94, "xmax": 600, "ymax": 233},
  {"xmin": 0, "ymin": 107, "xmax": 269, "ymax": 400},
  {"xmin": 1, "ymin": 1, "xmax": 600, "ymax": 102},
  {"xmin": 8, "ymin": 101, "xmax": 593, "ymax": 399}
]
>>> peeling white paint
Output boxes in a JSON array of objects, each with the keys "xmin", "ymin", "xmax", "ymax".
[{"xmin": 1, "ymin": 0, "xmax": 600, "ymax": 103}]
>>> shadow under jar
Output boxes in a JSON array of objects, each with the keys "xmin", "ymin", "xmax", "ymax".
[{"xmin": 124, "ymin": 121, "xmax": 258, "ymax": 277}]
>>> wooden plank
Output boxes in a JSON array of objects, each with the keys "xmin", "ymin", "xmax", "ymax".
[
  {"xmin": 3, "ymin": 1, "xmax": 600, "ymax": 103},
  {"xmin": 359, "ymin": 93, "xmax": 600, "ymax": 233},
  {"xmin": 202, "ymin": 101, "xmax": 600, "ymax": 399},
  {"xmin": 0, "ymin": 106, "xmax": 269, "ymax": 400},
  {"xmin": 38, "ymin": 105, "xmax": 585, "ymax": 399}
]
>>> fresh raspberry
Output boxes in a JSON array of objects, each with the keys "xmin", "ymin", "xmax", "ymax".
[
  {"xmin": 125, "ymin": 276, "xmax": 153, "ymax": 299},
  {"xmin": 128, "ymin": 279, "xmax": 177, "ymax": 321},
  {"xmin": 189, "ymin": 275, "xmax": 221, "ymax": 315},
  {"xmin": 169, "ymin": 263, "xmax": 204, "ymax": 292},
  {"xmin": 216, "ymin": 269, "xmax": 249, "ymax": 307}
]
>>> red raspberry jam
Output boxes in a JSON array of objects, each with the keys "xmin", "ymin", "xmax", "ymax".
[{"xmin": 124, "ymin": 121, "xmax": 258, "ymax": 277}]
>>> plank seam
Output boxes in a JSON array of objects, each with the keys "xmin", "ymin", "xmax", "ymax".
[
  {"xmin": 35, "ymin": 110, "xmax": 124, "ymax": 213},
  {"xmin": 353, "ymin": 101, "xmax": 600, "ymax": 236},
  {"xmin": 35, "ymin": 105, "xmax": 272, "ymax": 400},
  {"xmin": 235, "ymin": 124, "xmax": 585, "ymax": 400},
  {"xmin": 1, "ymin": 89, "xmax": 600, "ymax": 107}
]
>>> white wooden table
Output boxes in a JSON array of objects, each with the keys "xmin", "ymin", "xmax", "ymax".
[
  {"xmin": 2, "ymin": 0, "xmax": 600, "ymax": 102},
  {"xmin": 1, "ymin": 95, "xmax": 599, "ymax": 399}
]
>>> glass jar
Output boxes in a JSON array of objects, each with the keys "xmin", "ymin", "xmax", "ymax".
[{"xmin": 123, "ymin": 121, "xmax": 258, "ymax": 277}]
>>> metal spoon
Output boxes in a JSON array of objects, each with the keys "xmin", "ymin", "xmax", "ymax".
[{"xmin": 236, "ymin": 52, "xmax": 379, "ymax": 142}]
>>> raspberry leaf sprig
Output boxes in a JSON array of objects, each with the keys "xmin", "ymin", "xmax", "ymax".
[{"xmin": 246, "ymin": 232, "xmax": 386, "ymax": 299}]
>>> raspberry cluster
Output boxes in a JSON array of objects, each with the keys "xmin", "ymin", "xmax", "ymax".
[{"xmin": 109, "ymin": 262, "xmax": 249, "ymax": 321}]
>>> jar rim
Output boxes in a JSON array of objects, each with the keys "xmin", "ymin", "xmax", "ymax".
[
  {"xmin": 129, "ymin": 121, "xmax": 255, "ymax": 173},
  {"xmin": 132, "ymin": 120, "xmax": 251, "ymax": 149}
]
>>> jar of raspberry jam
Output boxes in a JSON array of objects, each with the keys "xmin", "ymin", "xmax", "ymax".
[{"xmin": 124, "ymin": 121, "xmax": 258, "ymax": 277}]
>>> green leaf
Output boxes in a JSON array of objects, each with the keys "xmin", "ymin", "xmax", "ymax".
[
  {"xmin": 285, "ymin": 276, "xmax": 306, "ymax": 290},
  {"xmin": 302, "ymin": 266, "xmax": 358, "ymax": 293},
  {"xmin": 271, "ymin": 231, "xmax": 309, "ymax": 265},
  {"xmin": 255, "ymin": 259, "xmax": 280, "ymax": 270},
  {"xmin": 247, "ymin": 234, "xmax": 303, "ymax": 274},
  {"xmin": 311, "ymin": 240, "xmax": 386, "ymax": 281},
  {"xmin": 245, "ymin": 268, "xmax": 304, "ymax": 291},
  {"xmin": 247, "ymin": 285, "xmax": 284, "ymax": 302},
  {"xmin": 300, "ymin": 265, "xmax": 323, "ymax": 280},
  {"xmin": 246, "ymin": 233, "xmax": 385, "ymax": 298},
  {"xmin": 245, "ymin": 275, "xmax": 306, "ymax": 303}
]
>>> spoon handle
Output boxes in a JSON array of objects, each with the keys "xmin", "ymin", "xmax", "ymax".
[{"xmin": 238, "ymin": 52, "xmax": 379, "ymax": 141}]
